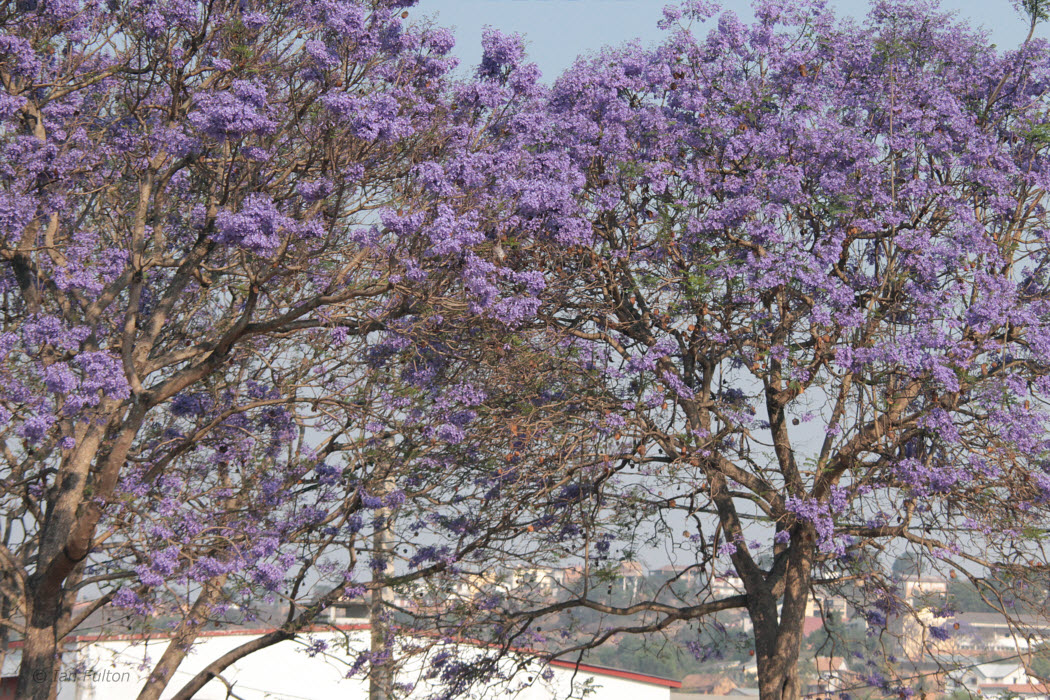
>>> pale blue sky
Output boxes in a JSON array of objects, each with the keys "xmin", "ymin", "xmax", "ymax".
[{"xmin": 417, "ymin": 0, "xmax": 1050, "ymax": 81}]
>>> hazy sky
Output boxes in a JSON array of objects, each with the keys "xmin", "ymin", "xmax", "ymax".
[{"xmin": 417, "ymin": 0, "xmax": 1050, "ymax": 81}]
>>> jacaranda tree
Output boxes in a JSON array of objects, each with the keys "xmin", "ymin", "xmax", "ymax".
[
  {"xmin": 0, "ymin": 1, "xmax": 586, "ymax": 698},
  {"xmin": 455, "ymin": 1, "xmax": 1050, "ymax": 698}
]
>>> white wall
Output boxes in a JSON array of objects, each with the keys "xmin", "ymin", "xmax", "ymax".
[{"xmin": 55, "ymin": 629, "xmax": 674, "ymax": 700}]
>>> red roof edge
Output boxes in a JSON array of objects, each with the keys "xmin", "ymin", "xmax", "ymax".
[{"xmin": 548, "ymin": 659, "xmax": 682, "ymax": 688}]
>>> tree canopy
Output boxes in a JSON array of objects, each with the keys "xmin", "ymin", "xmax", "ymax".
[{"xmin": 1, "ymin": 1, "xmax": 1050, "ymax": 699}]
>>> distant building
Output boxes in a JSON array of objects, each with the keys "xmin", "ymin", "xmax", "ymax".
[
  {"xmin": 323, "ymin": 596, "xmax": 370, "ymax": 625},
  {"xmin": 452, "ymin": 569, "xmax": 507, "ymax": 599},
  {"xmin": 976, "ymin": 682, "xmax": 1050, "ymax": 699},
  {"xmin": 508, "ymin": 566, "xmax": 561, "ymax": 594},
  {"xmin": 947, "ymin": 658, "xmax": 1036, "ymax": 695},
  {"xmin": 897, "ymin": 608, "xmax": 964, "ymax": 659},
  {"xmin": 804, "ymin": 594, "xmax": 849, "ymax": 619},
  {"xmin": 952, "ymin": 612, "xmax": 1050, "ymax": 652},
  {"xmin": 680, "ymin": 672, "xmax": 737, "ymax": 694},
  {"xmin": 617, "ymin": 561, "xmax": 647, "ymax": 595},
  {"xmin": 901, "ymin": 575, "xmax": 948, "ymax": 602},
  {"xmin": 711, "ymin": 576, "xmax": 745, "ymax": 600},
  {"xmin": 812, "ymin": 656, "xmax": 851, "ymax": 694},
  {"xmin": 652, "ymin": 565, "xmax": 699, "ymax": 584}
]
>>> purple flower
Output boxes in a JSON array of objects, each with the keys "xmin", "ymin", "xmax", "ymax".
[
  {"xmin": 478, "ymin": 29, "xmax": 527, "ymax": 80},
  {"xmin": 214, "ymin": 194, "xmax": 298, "ymax": 254},
  {"xmin": 18, "ymin": 414, "xmax": 54, "ymax": 442},
  {"xmin": 188, "ymin": 80, "xmax": 276, "ymax": 140},
  {"xmin": 43, "ymin": 363, "xmax": 77, "ymax": 394},
  {"xmin": 928, "ymin": 625, "xmax": 952, "ymax": 641}
]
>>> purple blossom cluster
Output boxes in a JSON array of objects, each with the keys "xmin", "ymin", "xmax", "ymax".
[
  {"xmin": 214, "ymin": 194, "xmax": 323, "ymax": 254},
  {"xmin": 188, "ymin": 80, "xmax": 277, "ymax": 141}
]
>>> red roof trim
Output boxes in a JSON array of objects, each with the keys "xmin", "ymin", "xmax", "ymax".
[
  {"xmin": 548, "ymin": 659, "xmax": 682, "ymax": 688},
  {"xmin": 979, "ymin": 683, "xmax": 1050, "ymax": 692}
]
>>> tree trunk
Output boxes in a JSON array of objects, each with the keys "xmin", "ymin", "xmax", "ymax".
[
  {"xmin": 370, "ymin": 474, "xmax": 395, "ymax": 700},
  {"xmin": 369, "ymin": 587, "xmax": 393, "ymax": 700},
  {"xmin": 16, "ymin": 591, "xmax": 63, "ymax": 700},
  {"xmin": 168, "ymin": 580, "xmax": 359, "ymax": 700},
  {"xmin": 748, "ymin": 539, "xmax": 814, "ymax": 700},
  {"xmin": 135, "ymin": 576, "xmax": 228, "ymax": 700},
  {"xmin": 0, "ymin": 595, "xmax": 11, "ymax": 688},
  {"xmin": 754, "ymin": 643, "xmax": 803, "ymax": 700},
  {"xmin": 16, "ymin": 405, "xmax": 145, "ymax": 700}
]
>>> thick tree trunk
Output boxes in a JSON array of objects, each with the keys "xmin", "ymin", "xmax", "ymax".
[
  {"xmin": 749, "ymin": 586, "xmax": 804, "ymax": 700},
  {"xmin": 16, "ymin": 592, "xmax": 63, "ymax": 700},
  {"xmin": 16, "ymin": 404, "xmax": 147, "ymax": 700},
  {"xmin": 15, "ymin": 553, "xmax": 90, "ymax": 700},
  {"xmin": 754, "ymin": 636, "xmax": 803, "ymax": 700},
  {"xmin": 747, "ymin": 538, "xmax": 814, "ymax": 700}
]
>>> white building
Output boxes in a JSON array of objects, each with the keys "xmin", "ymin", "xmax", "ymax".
[
  {"xmin": 947, "ymin": 659, "xmax": 1035, "ymax": 695},
  {"xmin": 901, "ymin": 576, "xmax": 948, "ymax": 602},
  {"xmin": 710, "ymin": 576, "xmax": 745, "ymax": 600},
  {"xmin": 2, "ymin": 624, "xmax": 681, "ymax": 700}
]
